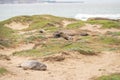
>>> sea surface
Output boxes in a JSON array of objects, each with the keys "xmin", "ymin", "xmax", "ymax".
[{"xmin": 0, "ymin": 3, "xmax": 120, "ymax": 21}]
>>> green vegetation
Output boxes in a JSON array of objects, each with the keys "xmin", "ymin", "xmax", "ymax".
[
  {"xmin": 71, "ymin": 48, "xmax": 95, "ymax": 55},
  {"xmin": 0, "ymin": 67, "xmax": 8, "ymax": 75},
  {"xmin": 26, "ymin": 14, "xmax": 77, "ymax": 31},
  {"xmin": 13, "ymin": 49, "xmax": 43, "ymax": 57},
  {"xmin": 111, "ymin": 32, "xmax": 120, "ymax": 36},
  {"xmin": 62, "ymin": 40, "xmax": 96, "ymax": 55},
  {"xmin": 44, "ymin": 26, "xmax": 59, "ymax": 32},
  {"xmin": 5, "ymin": 16, "xmax": 32, "ymax": 24},
  {"xmin": 27, "ymin": 20, "xmax": 53, "ymax": 30},
  {"xmin": 13, "ymin": 38, "xmax": 96, "ymax": 57},
  {"xmin": 106, "ymin": 31, "xmax": 120, "ymax": 36},
  {"xmin": 3, "ymin": 15, "xmax": 77, "ymax": 31},
  {"xmin": 87, "ymin": 20, "xmax": 120, "ymax": 29},
  {"xmin": 0, "ymin": 24, "xmax": 15, "ymax": 39},
  {"xmin": 0, "ymin": 39, "xmax": 12, "ymax": 47},
  {"xmin": 0, "ymin": 14, "xmax": 78, "ymax": 48},
  {"xmin": 1, "ymin": 14, "xmax": 120, "ymax": 56},
  {"xmin": 66, "ymin": 21, "xmax": 85, "ymax": 29},
  {"xmin": 39, "ymin": 14, "xmax": 77, "ymax": 22},
  {"xmin": 0, "ymin": 22, "xmax": 17, "ymax": 47},
  {"xmin": 25, "ymin": 35, "xmax": 45, "ymax": 43},
  {"xmin": 13, "ymin": 49, "xmax": 56, "ymax": 57},
  {"xmin": 95, "ymin": 74, "xmax": 120, "ymax": 80},
  {"xmin": 100, "ymin": 36, "xmax": 120, "ymax": 45}
]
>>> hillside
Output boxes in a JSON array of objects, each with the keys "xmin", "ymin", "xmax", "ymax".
[{"xmin": 0, "ymin": 15, "xmax": 120, "ymax": 80}]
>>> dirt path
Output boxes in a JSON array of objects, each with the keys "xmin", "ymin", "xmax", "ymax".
[{"xmin": 0, "ymin": 51, "xmax": 120, "ymax": 80}]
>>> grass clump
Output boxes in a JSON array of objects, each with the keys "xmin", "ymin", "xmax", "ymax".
[
  {"xmin": 0, "ymin": 67, "xmax": 8, "ymax": 75},
  {"xmin": 25, "ymin": 35, "xmax": 45, "ymax": 43},
  {"xmin": 61, "ymin": 41, "xmax": 96, "ymax": 55},
  {"xmin": 39, "ymin": 14, "xmax": 64, "ymax": 22},
  {"xmin": 95, "ymin": 74, "xmax": 120, "ymax": 80},
  {"xmin": 12, "ymin": 39, "xmax": 65, "ymax": 57},
  {"xmin": 66, "ymin": 21, "xmax": 85, "ymax": 29},
  {"xmin": 72, "ymin": 48, "xmax": 96, "ymax": 55},
  {"xmin": 39, "ymin": 14, "xmax": 77, "ymax": 22},
  {"xmin": 111, "ymin": 32, "xmax": 120, "ymax": 36},
  {"xmin": 2, "ymin": 15, "xmax": 77, "ymax": 31},
  {"xmin": 4, "ymin": 16, "xmax": 32, "ymax": 24},
  {"xmin": 13, "ymin": 39, "xmax": 96, "ymax": 57},
  {"xmin": 87, "ymin": 20, "xmax": 120, "ymax": 29},
  {"xmin": 0, "ymin": 23, "xmax": 18, "ymax": 47},
  {"xmin": 26, "ymin": 20, "xmax": 52, "ymax": 30},
  {"xmin": 100, "ymin": 36, "xmax": 120, "ymax": 45},
  {"xmin": 0, "ymin": 39, "xmax": 12, "ymax": 47},
  {"xmin": 1, "ymin": 15, "xmax": 61, "ymax": 31},
  {"xmin": 13, "ymin": 49, "xmax": 57, "ymax": 57},
  {"xmin": 44, "ymin": 26, "xmax": 59, "ymax": 32},
  {"xmin": 13, "ymin": 49, "xmax": 42, "ymax": 57},
  {"xmin": 0, "ymin": 24, "xmax": 15, "ymax": 39},
  {"xmin": 106, "ymin": 32, "xmax": 120, "ymax": 36}
]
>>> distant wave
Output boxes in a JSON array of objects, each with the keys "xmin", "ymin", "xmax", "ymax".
[{"xmin": 75, "ymin": 14, "xmax": 120, "ymax": 21}]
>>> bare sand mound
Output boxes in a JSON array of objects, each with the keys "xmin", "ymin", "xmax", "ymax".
[{"xmin": 5, "ymin": 22, "xmax": 29, "ymax": 30}]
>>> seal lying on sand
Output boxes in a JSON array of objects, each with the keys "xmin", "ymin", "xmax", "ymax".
[{"xmin": 18, "ymin": 60, "xmax": 47, "ymax": 71}]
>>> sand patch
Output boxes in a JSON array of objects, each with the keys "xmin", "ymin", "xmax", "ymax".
[
  {"xmin": 5, "ymin": 22, "xmax": 29, "ymax": 30},
  {"xmin": 62, "ymin": 20, "xmax": 75, "ymax": 28},
  {"xmin": 0, "ymin": 43, "xmax": 34, "ymax": 55},
  {"xmin": 0, "ymin": 52, "xmax": 120, "ymax": 80}
]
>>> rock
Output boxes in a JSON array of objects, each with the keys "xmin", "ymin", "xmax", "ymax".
[
  {"xmin": 80, "ymin": 33, "xmax": 89, "ymax": 36},
  {"xmin": 39, "ymin": 29, "xmax": 45, "ymax": 33},
  {"xmin": 60, "ymin": 30, "xmax": 78, "ymax": 36},
  {"xmin": 60, "ymin": 32, "xmax": 72, "ymax": 40},
  {"xmin": 53, "ymin": 31, "xmax": 72, "ymax": 40},
  {"xmin": 53, "ymin": 31, "xmax": 62, "ymax": 38},
  {"xmin": 19, "ymin": 60, "xmax": 47, "ymax": 71}
]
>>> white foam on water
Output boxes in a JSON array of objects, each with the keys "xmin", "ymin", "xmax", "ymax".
[{"xmin": 75, "ymin": 14, "xmax": 120, "ymax": 21}]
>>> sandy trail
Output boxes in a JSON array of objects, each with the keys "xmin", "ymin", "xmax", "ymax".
[{"xmin": 0, "ymin": 51, "xmax": 120, "ymax": 80}]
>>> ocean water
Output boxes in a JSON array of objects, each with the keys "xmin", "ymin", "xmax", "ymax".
[{"xmin": 0, "ymin": 3, "xmax": 120, "ymax": 21}]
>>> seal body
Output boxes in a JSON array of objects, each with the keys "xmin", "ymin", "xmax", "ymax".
[{"xmin": 19, "ymin": 60, "xmax": 47, "ymax": 71}]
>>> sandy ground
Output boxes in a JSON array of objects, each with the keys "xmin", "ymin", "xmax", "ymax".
[
  {"xmin": 5, "ymin": 22, "xmax": 29, "ymax": 30},
  {"xmin": 62, "ymin": 20, "xmax": 75, "ymax": 28},
  {"xmin": 0, "ymin": 23, "xmax": 120, "ymax": 80},
  {"xmin": 0, "ymin": 44, "xmax": 34, "ymax": 55},
  {"xmin": 0, "ymin": 51, "xmax": 120, "ymax": 80}
]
